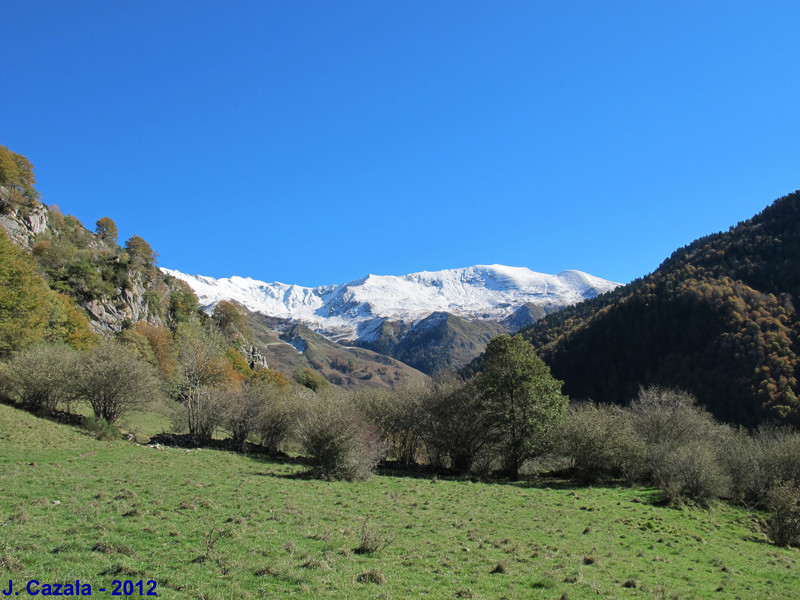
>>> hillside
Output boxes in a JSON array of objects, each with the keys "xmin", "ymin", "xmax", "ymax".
[
  {"xmin": 246, "ymin": 312, "xmax": 429, "ymax": 390},
  {"xmin": 0, "ymin": 172, "xmax": 188, "ymax": 336},
  {"xmin": 523, "ymin": 190, "xmax": 800, "ymax": 426}
]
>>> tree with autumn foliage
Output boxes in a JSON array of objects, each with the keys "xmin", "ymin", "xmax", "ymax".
[
  {"xmin": 0, "ymin": 230, "xmax": 50, "ymax": 356},
  {"xmin": 95, "ymin": 217, "xmax": 118, "ymax": 244},
  {"xmin": 125, "ymin": 235, "xmax": 156, "ymax": 267},
  {"xmin": 0, "ymin": 144, "xmax": 39, "ymax": 206},
  {"xmin": 212, "ymin": 300, "xmax": 252, "ymax": 340}
]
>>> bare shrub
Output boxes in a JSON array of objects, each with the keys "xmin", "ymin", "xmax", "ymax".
[
  {"xmin": 358, "ymin": 384, "xmax": 426, "ymax": 465},
  {"xmin": 765, "ymin": 480, "xmax": 800, "ymax": 547},
  {"xmin": 191, "ymin": 386, "xmax": 225, "ymax": 443},
  {"xmin": 631, "ymin": 386, "xmax": 728, "ymax": 504},
  {"xmin": 650, "ymin": 438, "xmax": 729, "ymax": 505},
  {"xmin": 721, "ymin": 426, "xmax": 800, "ymax": 507},
  {"xmin": 354, "ymin": 518, "xmax": 395, "ymax": 554},
  {"xmin": 255, "ymin": 383, "xmax": 298, "ymax": 453},
  {"xmin": 630, "ymin": 386, "xmax": 714, "ymax": 448},
  {"xmin": 74, "ymin": 339, "xmax": 163, "ymax": 423},
  {"xmin": 558, "ymin": 402, "xmax": 646, "ymax": 484},
  {"xmin": 721, "ymin": 426, "xmax": 779, "ymax": 506},
  {"xmin": 1, "ymin": 342, "xmax": 77, "ymax": 413},
  {"xmin": 218, "ymin": 381, "xmax": 272, "ymax": 447},
  {"xmin": 170, "ymin": 385, "xmax": 224, "ymax": 443},
  {"xmin": 172, "ymin": 321, "xmax": 228, "ymax": 439},
  {"xmin": 766, "ymin": 429, "xmax": 800, "ymax": 486},
  {"xmin": 298, "ymin": 391, "xmax": 385, "ymax": 481}
]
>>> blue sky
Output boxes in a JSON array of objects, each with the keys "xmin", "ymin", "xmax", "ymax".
[{"xmin": 3, "ymin": 1, "xmax": 799, "ymax": 287}]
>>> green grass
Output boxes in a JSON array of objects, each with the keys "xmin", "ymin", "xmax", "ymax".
[{"xmin": 1, "ymin": 402, "xmax": 798, "ymax": 599}]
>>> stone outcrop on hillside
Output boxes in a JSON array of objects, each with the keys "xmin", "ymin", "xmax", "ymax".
[
  {"xmin": 83, "ymin": 271, "xmax": 167, "ymax": 333},
  {"xmin": 0, "ymin": 202, "xmax": 48, "ymax": 248},
  {"xmin": 0, "ymin": 199, "xmax": 166, "ymax": 333}
]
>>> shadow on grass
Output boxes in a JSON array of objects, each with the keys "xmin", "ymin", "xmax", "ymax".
[
  {"xmin": 141, "ymin": 427, "xmax": 661, "ymax": 501},
  {"xmin": 1, "ymin": 397, "xmax": 85, "ymax": 426}
]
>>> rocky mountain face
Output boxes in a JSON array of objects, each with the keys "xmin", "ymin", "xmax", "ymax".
[
  {"xmin": 164, "ymin": 265, "xmax": 620, "ymax": 374},
  {"xmin": 0, "ymin": 200, "xmax": 48, "ymax": 248},
  {"xmin": 0, "ymin": 193, "xmax": 167, "ymax": 334}
]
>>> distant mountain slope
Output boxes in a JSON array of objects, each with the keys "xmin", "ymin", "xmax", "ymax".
[
  {"xmin": 523, "ymin": 191, "xmax": 800, "ymax": 427},
  {"xmin": 163, "ymin": 265, "xmax": 619, "ymax": 374},
  {"xmin": 369, "ymin": 311, "xmax": 507, "ymax": 375},
  {"xmin": 245, "ymin": 312, "xmax": 429, "ymax": 390}
]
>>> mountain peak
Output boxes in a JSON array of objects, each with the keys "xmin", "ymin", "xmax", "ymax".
[{"xmin": 161, "ymin": 265, "xmax": 619, "ymax": 342}]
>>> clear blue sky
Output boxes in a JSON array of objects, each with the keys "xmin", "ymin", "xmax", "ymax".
[{"xmin": 3, "ymin": 1, "xmax": 799, "ymax": 287}]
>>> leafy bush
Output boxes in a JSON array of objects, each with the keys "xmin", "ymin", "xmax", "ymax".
[
  {"xmin": 293, "ymin": 368, "xmax": 328, "ymax": 393},
  {"xmin": 419, "ymin": 375, "xmax": 493, "ymax": 474},
  {"xmin": 81, "ymin": 415, "xmax": 121, "ymax": 441},
  {"xmin": 298, "ymin": 392, "xmax": 385, "ymax": 481}
]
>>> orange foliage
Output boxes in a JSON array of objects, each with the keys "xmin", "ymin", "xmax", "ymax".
[{"xmin": 133, "ymin": 322, "xmax": 177, "ymax": 377}]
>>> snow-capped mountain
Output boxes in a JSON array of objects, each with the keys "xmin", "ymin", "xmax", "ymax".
[{"xmin": 161, "ymin": 265, "xmax": 619, "ymax": 343}]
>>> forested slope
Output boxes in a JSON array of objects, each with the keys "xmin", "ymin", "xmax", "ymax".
[{"xmin": 524, "ymin": 191, "xmax": 800, "ymax": 426}]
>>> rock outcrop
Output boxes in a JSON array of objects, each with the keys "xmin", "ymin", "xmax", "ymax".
[{"xmin": 0, "ymin": 200, "xmax": 48, "ymax": 248}]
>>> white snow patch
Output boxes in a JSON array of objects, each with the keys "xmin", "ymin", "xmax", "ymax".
[{"xmin": 160, "ymin": 265, "xmax": 619, "ymax": 341}]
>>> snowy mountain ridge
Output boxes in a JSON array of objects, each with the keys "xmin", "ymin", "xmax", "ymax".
[{"xmin": 161, "ymin": 265, "xmax": 620, "ymax": 342}]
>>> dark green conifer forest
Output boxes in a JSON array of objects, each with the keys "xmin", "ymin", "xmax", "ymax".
[{"xmin": 524, "ymin": 191, "xmax": 800, "ymax": 426}]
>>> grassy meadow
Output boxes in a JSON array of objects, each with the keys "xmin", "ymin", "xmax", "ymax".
[{"xmin": 1, "ymin": 402, "xmax": 798, "ymax": 599}]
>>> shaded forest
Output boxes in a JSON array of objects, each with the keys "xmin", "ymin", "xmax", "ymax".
[{"xmin": 524, "ymin": 191, "xmax": 800, "ymax": 427}]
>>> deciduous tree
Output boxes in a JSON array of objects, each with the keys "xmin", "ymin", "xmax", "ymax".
[
  {"xmin": 0, "ymin": 230, "xmax": 49, "ymax": 356},
  {"xmin": 477, "ymin": 334, "xmax": 567, "ymax": 480},
  {"xmin": 125, "ymin": 235, "xmax": 156, "ymax": 267},
  {"xmin": 95, "ymin": 217, "xmax": 118, "ymax": 244}
]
